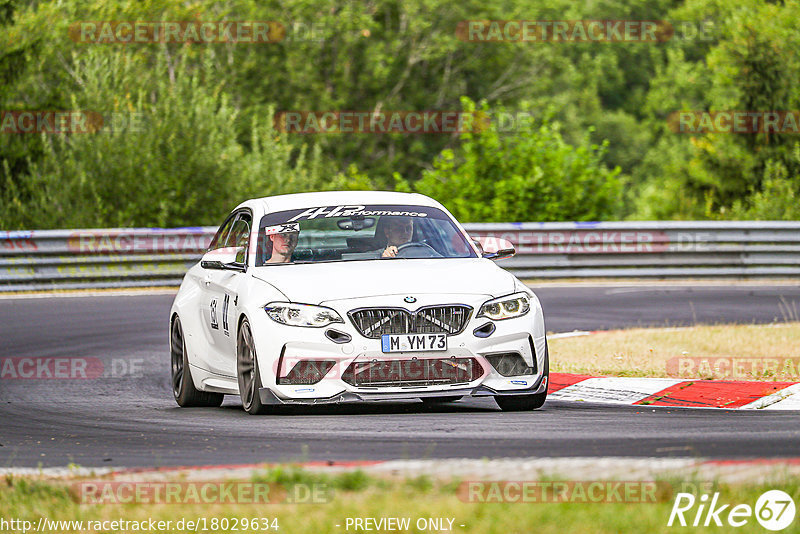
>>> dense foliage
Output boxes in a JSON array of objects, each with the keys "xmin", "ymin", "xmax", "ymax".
[{"xmin": 1, "ymin": 0, "xmax": 798, "ymax": 228}]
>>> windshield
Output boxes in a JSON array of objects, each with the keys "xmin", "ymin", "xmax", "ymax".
[{"xmin": 254, "ymin": 204, "xmax": 477, "ymax": 266}]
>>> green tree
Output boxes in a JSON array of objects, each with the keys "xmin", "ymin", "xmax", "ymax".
[
  {"xmin": 3, "ymin": 49, "xmax": 330, "ymax": 228},
  {"xmin": 412, "ymin": 98, "xmax": 624, "ymax": 222},
  {"xmin": 632, "ymin": 0, "xmax": 800, "ymax": 219},
  {"xmin": 731, "ymin": 144, "xmax": 800, "ymax": 220}
]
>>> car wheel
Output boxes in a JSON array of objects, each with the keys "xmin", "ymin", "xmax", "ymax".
[
  {"xmin": 495, "ymin": 340, "xmax": 549, "ymax": 412},
  {"xmin": 171, "ymin": 316, "xmax": 224, "ymax": 407},
  {"xmin": 421, "ymin": 396, "xmax": 463, "ymax": 404},
  {"xmin": 237, "ymin": 318, "xmax": 270, "ymax": 415}
]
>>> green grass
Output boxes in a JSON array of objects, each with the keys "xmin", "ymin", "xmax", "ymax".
[
  {"xmin": 549, "ymin": 322, "xmax": 800, "ymax": 379},
  {"xmin": 2, "ymin": 469, "xmax": 799, "ymax": 533},
  {"xmin": 252, "ymin": 466, "xmax": 380, "ymax": 492}
]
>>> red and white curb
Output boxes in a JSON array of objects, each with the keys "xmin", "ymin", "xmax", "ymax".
[
  {"xmin": 549, "ymin": 373, "xmax": 800, "ymax": 410},
  {"xmin": 548, "ymin": 327, "xmax": 799, "ymax": 409}
]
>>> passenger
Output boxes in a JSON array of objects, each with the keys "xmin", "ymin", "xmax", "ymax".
[
  {"xmin": 266, "ymin": 230, "xmax": 299, "ymax": 263},
  {"xmin": 381, "ymin": 217, "xmax": 414, "ymax": 258}
]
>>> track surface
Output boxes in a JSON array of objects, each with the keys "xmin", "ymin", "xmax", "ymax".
[{"xmin": 1, "ymin": 284, "xmax": 798, "ymax": 468}]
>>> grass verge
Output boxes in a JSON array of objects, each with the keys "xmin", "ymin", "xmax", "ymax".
[
  {"xmin": 549, "ymin": 322, "xmax": 800, "ymax": 379},
  {"xmin": 1, "ymin": 468, "xmax": 799, "ymax": 533}
]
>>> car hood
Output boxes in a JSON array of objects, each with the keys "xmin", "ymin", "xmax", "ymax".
[{"xmin": 251, "ymin": 258, "xmax": 516, "ymax": 304}]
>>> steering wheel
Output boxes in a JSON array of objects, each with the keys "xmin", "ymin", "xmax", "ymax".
[{"xmin": 395, "ymin": 242, "xmax": 442, "ymax": 258}]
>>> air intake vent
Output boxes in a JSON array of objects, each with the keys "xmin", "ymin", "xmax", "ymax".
[
  {"xmin": 485, "ymin": 352, "xmax": 536, "ymax": 377},
  {"xmin": 341, "ymin": 357, "xmax": 483, "ymax": 387},
  {"xmin": 278, "ymin": 360, "xmax": 337, "ymax": 385}
]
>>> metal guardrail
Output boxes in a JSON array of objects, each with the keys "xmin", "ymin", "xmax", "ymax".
[
  {"xmin": 0, "ymin": 228, "xmax": 211, "ymax": 291},
  {"xmin": 1, "ymin": 221, "xmax": 799, "ymax": 291},
  {"xmin": 467, "ymin": 221, "xmax": 800, "ymax": 279}
]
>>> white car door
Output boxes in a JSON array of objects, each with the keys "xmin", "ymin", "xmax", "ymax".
[
  {"xmin": 197, "ymin": 213, "xmax": 235, "ymax": 362},
  {"xmin": 203, "ymin": 212, "xmax": 252, "ymax": 377}
]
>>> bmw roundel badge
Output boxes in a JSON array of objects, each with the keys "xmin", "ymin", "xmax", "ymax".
[{"xmin": 404, "ymin": 296, "xmax": 417, "ymax": 303}]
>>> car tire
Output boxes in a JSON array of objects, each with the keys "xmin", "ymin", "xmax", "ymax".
[
  {"xmin": 171, "ymin": 316, "xmax": 224, "ymax": 407},
  {"xmin": 494, "ymin": 340, "xmax": 549, "ymax": 412},
  {"xmin": 237, "ymin": 318, "xmax": 271, "ymax": 415},
  {"xmin": 421, "ymin": 396, "xmax": 463, "ymax": 404}
]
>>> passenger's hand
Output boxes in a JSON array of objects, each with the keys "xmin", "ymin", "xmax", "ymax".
[{"xmin": 382, "ymin": 246, "xmax": 398, "ymax": 258}]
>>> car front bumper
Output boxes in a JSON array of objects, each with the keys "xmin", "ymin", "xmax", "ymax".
[{"xmin": 250, "ymin": 292, "xmax": 547, "ymax": 403}]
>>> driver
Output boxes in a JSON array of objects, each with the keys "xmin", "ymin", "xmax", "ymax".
[
  {"xmin": 381, "ymin": 217, "xmax": 414, "ymax": 258},
  {"xmin": 266, "ymin": 230, "xmax": 299, "ymax": 263}
]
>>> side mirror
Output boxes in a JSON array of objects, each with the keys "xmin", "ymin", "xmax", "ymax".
[
  {"xmin": 471, "ymin": 236, "xmax": 515, "ymax": 261},
  {"xmin": 200, "ymin": 246, "xmax": 247, "ymax": 272}
]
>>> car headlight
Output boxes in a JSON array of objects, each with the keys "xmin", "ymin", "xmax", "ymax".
[
  {"xmin": 265, "ymin": 302, "xmax": 344, "ymax": 327},
  {"xmin": 477, "ymin": 292, "xmax": 531, "ymax": 321}
]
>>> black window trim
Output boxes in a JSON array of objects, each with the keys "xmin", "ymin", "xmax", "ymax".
[
  {"xmin": 208, "ymin": 208, "xmax": 254, "ymax": 264},
  {"xmin": 229, "ymin": 209, "xmax": 254, "ymax": 266}
]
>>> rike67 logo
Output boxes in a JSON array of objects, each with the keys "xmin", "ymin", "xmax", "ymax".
[{"xmin": 668, "ymin": 490, "xmax": 796, "ymax": 531}]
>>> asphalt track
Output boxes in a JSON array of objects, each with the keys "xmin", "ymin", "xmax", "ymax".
[{"xmin": 1, "ymin": 284, "xmax": 799, "ymax": 468}]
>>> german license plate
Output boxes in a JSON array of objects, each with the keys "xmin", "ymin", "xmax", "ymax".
[{"xmin": 381, "ymin": 334, "xmax": 447, "ymax": 353}]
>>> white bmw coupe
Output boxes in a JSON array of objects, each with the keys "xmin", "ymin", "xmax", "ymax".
[{"xmin": 170, "ymin": 191, "xmax": 549, "ymax": 414}]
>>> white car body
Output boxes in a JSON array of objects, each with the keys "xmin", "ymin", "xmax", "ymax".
[{"xmin": 169, "ymin": 191, "xmax": 548, "ymax": 412}]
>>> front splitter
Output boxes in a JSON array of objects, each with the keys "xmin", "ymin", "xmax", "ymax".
[{"xmin": 258, "ymin": 374, "xmax": 548, "ymax": 405}]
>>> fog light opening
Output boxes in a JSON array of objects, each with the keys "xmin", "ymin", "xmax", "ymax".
[
  {"xmin": 473, "ymin": 322, "xmax": 496, "ymax": 338},
  {"xmin": 325, "ymin": 329, "xmax": 352, "ymax": 344},
  {"xmin": 278, "ymin": 360, "xmax": 337, "ymax": 385}
]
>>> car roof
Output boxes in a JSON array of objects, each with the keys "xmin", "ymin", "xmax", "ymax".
[{"xmin": 234, "ymin": 191, "xmax": 444, "ymax": 214}]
